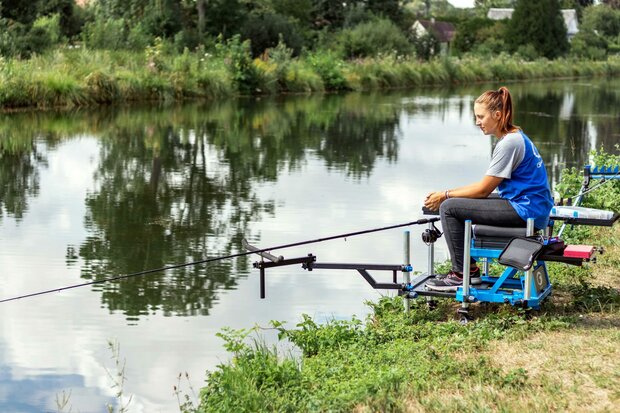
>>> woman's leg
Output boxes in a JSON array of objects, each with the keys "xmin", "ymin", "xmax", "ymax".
[{"xmin": 440, "ymin": 197, "xmax": 525, "ymax": 273}]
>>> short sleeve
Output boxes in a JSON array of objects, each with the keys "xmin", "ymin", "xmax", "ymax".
[{"xmin": 486, "ymin": 133, "xmax": 525, "ymax": 179}]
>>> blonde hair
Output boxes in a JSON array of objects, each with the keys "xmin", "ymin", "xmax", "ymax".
[{"xmin": 475, "ymin": 86, "xmax": 519, "ymax": 136}]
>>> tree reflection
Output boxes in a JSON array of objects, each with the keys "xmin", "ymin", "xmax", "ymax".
[
  {"xmin": 77, "ymin": 95, "xmax": 401, "ymax": 319},
  {"xmin": 0, "ymin": 113, "xmax": 56, "ymax": 221}
]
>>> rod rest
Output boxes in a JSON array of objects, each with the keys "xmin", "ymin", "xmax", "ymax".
[{"xmin": 242, "ymin": 238, "xmax": 284, "ymax": 262}]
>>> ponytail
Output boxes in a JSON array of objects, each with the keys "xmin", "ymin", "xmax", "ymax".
[{"xmin": 475, "ymin": 86, "xmax": 519, "ymax": 136}]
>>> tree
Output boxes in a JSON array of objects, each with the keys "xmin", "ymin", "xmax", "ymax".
[
  {"xmin": 581, "ymin": 3, "xmax": 620, "ymax": 38},
  {"xmin": 601, "ymin": 0, "xmax": 620, "ymax": 9},
  {"xmin": 506, "ymin": 0, "xmax": 568, "ymax": 59},
  {"xmin": 452, "ymin": 17, "xmax": 495, "ymax": 55},
  {"xmin": 367, "ymin": 0, "xmax": 402, "ymax": 23},
  {"xmin": 204, "ymin": 0, "xmax": 246, "ymax": 38}
]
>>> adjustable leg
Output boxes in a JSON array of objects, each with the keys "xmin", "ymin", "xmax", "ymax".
[{"xmin": 459, "ymin": 220, "xmax": 473, "ymax": 323}]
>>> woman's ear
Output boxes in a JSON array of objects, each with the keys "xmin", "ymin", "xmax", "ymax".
[{"xmin": 493, "ymin": 110, "xmax": 501, "ymax": 120}]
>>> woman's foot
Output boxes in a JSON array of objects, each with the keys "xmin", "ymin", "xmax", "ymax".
[{"xmin": 426, "ymin": 268, "xmax": 482, "ymax": 292}]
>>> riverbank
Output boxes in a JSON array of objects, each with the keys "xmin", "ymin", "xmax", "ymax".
[
  {"xmin": 1, "ymin": 47, "xmax": 620, "ymax": 110},
  {"xmin": 191, "ymin": 150, "xmax": 620, "ymax": 413}
]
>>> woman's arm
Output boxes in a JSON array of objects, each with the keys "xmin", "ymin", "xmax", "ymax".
[{"xmin": 424, "ymin": 175, "xmax": 503, "ymax": 211}]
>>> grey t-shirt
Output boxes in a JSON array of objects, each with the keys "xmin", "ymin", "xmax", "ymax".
[{"xmin": 486, "ymin": 132, "xmax": 525, "ymax": 179}]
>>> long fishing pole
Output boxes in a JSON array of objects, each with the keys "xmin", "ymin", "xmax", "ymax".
[{"xmin": 0, "ymin": 217, "xmax": 439, "ymax": 304}]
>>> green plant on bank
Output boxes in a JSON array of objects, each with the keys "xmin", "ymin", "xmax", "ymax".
[{"xmin": 554, "ymin": 145, "xmax": 620, "ymax": 243}]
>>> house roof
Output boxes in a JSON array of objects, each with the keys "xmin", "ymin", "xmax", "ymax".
[
  {"xmin": 487, "ymin": 8, "xmax": 579, "ymax": 35},
  {"xmin": 486, "ymin": 8, "xmax": 513, "ymax": 20},
  {"xmin": 416, "ymin": 20, "xmax": 456, "ymax": 43}
]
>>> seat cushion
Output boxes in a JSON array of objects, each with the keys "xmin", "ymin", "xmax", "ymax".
[{"xmin": 472, "ymin": 225, "xmax": 528, "ymax": 250}]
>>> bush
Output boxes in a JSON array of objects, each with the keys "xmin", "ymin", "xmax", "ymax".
[
  {"xmin": 306, "ymin": 50, "xmax": 348, "ymax": 90},
  {"xmin": 82, "ymin": 18, "xmax": 127, "ymax": 50},
  {"xmin": 240, "ymin": 12, "xmax": 304, "ymax": 58},
  {"xmin": 32, "ymin": 14, "xmax": 63, "ymax": 46},
  {"xmin": 570, "ymin": 29, "xmax": 608, "ymax": 60},
  {"xmin": 337, "ymin": 18, "xmax": 412, "ymax": 59},
  {"xmin": 216, "ymin": 35, "xmax": 261, "ymax": 94}
]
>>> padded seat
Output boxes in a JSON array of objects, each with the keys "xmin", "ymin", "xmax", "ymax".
[{"xmin": 472, "ymin": 225, "xmax": 529, "ymax": 249}]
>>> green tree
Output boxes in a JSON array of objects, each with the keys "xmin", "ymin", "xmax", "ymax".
[
  {"xmin": 581, "ymin": 4, "xmax": 620, "ymax": 38},
  {"xmin": 240, "ymin": 11, "xmax": 304, "ymax": 57},
  {"xmin": 204, "ymin": 0, "xmax": 246, "ymax": 38},
  {"xmin": 0, "ymin": 0, "xmax": 39, "ymax": 24},
  {"xmin": 367, "ymin": 0, "xmax": 402, "ymax": 23},
  {"xmin": 312, "ymin": 0, "xmax": 362, "ymax": 30},
  {"xmin": 452, "ymin": 17, "xmax": 495, "ymax": 55},
  {"xmin": 506, "ymin": 0, "xmax": 568, "ymax": 59}
]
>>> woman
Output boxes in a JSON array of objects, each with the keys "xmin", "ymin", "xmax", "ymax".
[{"xmin": 423, "ymin": 86, "xmax": 553, "ymax": 292}]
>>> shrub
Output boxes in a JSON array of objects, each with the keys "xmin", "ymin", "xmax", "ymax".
[
  {"xmin": 306, "ymin": 50, "xmax": 348, "ymax": 90},
  {"xmin": 337, "ymin": 18, "xmax": 412, "ymax": 59},
  {"xmin": 240, "ymin": 12, "xmax": 304, "ymax": 58},
  {"xmin": 570, "ymin": 29, "xmax": 608, "ymax": 60},
  {"xmin": 85, "ymin": 70, "xmax": 119, "ymax": 103},
  {"xmin": 82, "ymin": 18, "xmax": 127, "ymax": 50},
  {"xmin": 32, "ymin": 14, "xmax": 63, "ymax": 47},
  {"xmin": 216, "ymin": 35, "xmax": 260, "ymax": 94}
]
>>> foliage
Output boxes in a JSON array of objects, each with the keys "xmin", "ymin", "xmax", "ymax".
[
  {"xmin": 337, "ymin": 18, "xmax": 412, "ymax": 59},
  {"xmin": 570, "ymin": 28, "xmax": 609, "ymax": 60},
  {"xmin": 452, "ymin": 17, "xmax": 495, "ymax": 55},
  {"xmin": 82, "ymin": 17, "xmax": 128, "ymax": 50},
  {"xmin": 506, "ymin": 0, "xmax": 569, "ymax": 59},
  {"xmin": 240, "ymin": 12, "xmax": 304, "ymax": 58},
  {"xmin": 409, "ymin": 28, "xmax": 440, "ymax": 61},
  {"xmin": 216, "ymin": 35, "xmax": 260, "ymax": 94},
  {"xmin": 581, "ymin": 4, "xmax": 620, "ymax": 38},
  {"xmin": 555, "ymin": 146, "xmax": 620, "ymax": 213},
  {"xmin": 306, "ymin": 49, "xmax": 348, "ymax": 90}
]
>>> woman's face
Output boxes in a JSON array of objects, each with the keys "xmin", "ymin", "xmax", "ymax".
[{"xmin": 474, "ymin": 102, "xmax": 501, "ymax": 137}]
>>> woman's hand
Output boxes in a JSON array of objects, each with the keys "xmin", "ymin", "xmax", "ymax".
[{"xmin": 424, "ymin": 191, "xmax": 446, "ymax": 212}]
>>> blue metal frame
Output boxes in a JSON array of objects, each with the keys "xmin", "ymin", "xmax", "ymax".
[{"xmin": 455, "ymin": 244, "xmax": 552, "ymax": 309}]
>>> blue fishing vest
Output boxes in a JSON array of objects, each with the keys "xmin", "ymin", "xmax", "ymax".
[{"xmin": 498, "ymin": 131, "xmax": 553, "ymax": 229}]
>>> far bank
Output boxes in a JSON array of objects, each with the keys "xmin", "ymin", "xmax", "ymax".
[{"xmin": 1, "ymin": 46, "xmax": 620, "ymax": 110}]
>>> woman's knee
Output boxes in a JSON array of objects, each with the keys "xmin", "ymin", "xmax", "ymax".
[{"xmin": 440, "ymin": 198, "xmax": 460, "ymax": 216}]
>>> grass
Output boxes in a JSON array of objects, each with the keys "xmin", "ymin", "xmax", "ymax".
[{"xmin": 2, "ymin": 48, "xmax": 620, "ymax": 109}]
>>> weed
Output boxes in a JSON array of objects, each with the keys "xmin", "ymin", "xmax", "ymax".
[{"xmin": 105, "ymin": 339, "xmax": 133, "ymax": 413}]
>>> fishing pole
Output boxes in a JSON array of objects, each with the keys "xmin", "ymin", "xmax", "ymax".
[{"xmin": 0, "ymin": 217, "xmax": 440, "ymax": 304}]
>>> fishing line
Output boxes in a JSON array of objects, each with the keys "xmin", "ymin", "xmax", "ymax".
[{"xmin": 0, "ymin": 217, "xmax": 439, "ymax": 304}]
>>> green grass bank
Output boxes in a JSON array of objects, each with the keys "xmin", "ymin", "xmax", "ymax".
[
  {"xmin": 185, "ymin": 149, "xmax": 620, "ymax": 413},
  {"xmin": 2, "ymin": 46, "xmax": 620, "ymax": 110}
]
